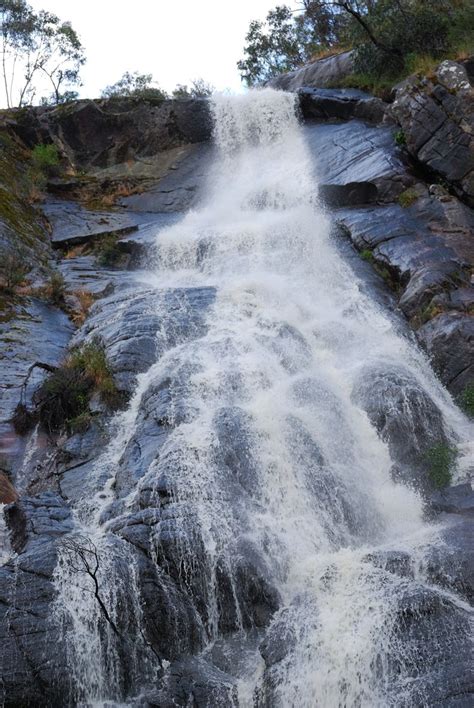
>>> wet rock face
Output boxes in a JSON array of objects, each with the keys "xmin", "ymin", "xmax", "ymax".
[
  {"xmin": 391, "ymin": 60, "xmax": 474, "ymax": 206},
  {"xmin": 0, "ymin": 493, "xmax": 73, "ymax": 707},
  {"xmin": 351, "ymin": 365, "xmax": 450, "ymax": 494},
  {"xmin": 305, "ymin": 120, "xmax": 412, "ymax": 207},
  {"xmin": 267, "ymin": 50, "xmax": 354, "ymax": 91},
  {"xmin": 299, "ymin": 87, "xmax": 386, "ymax": 124},
  {"xmin": 417, "ymin": 313, "xmax": 474, "ymax": 395},
  {"xmin": 10, "ymin": 97, "xmax": 213, "ymax": 170}
]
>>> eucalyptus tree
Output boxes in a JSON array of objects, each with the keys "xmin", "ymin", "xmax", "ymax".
[{"xmin": 0, "ymin": 0, "xmax": 85, "ymax": 107}]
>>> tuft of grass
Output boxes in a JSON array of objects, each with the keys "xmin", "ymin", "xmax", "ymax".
[
  {"xmin": 360, "ymin": 248, "xmax": 375, "ymax": 263},
  {"xmin": 71, "ymin": 289, "xmax": 96, "ymax": 326},
  {"xmin": 67, "ymin": 343, "xmax": 120, "ymax": 406},
  {"xmin": 424, "ymin": 443, "xmax": 457, "ymax": 488},
  {"xmin": 459, "ymin": 385, "xmax": 474, "ymax": 418},
  {"xmin": 31, "ymin": 144, "xmax": 60, "ymax": 174},
  {"xmin": 398, "ymin": 188, "xmax": 419, "ymax": 208},
  {"xmin": 94, "ymin": 234, "xmax": 124, "ymax": 268},
  {"xmin": 394, "ymin": 130, "xmax": 406, "ymax": 147},
  {"xmin": 33, "ymin": 342, "xmax": 121, "ymax": 433}
]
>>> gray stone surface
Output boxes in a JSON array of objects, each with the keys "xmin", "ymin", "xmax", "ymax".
[
  {"xmin": 44, "ymin": 199, "xmax": 139, "ymax": 247},
  {"xmin": 299, "ymin": 87, "xmax": 386, "ymax": 124},
  {"xmin": 268, "ymin": 50, "xmax": 354, "ymax": 91},
  {"xmin": 391, "ymin": 60, "xmax": 474, "ymax": 205},
  {"xmin": 304, "ymin": 120, "xmax": 412, "ymax": 206}
]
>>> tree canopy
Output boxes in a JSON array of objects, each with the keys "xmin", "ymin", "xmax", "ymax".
[
  {"xmin": 238, "ymin": 0, "xmax": 473, "ymax": 86},
  {"xmin": 1, "ymin": 0, "xmax": 85, "ymax": 107}
]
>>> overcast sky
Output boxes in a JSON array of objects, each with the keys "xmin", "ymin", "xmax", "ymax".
[{"xmin": 26, "ymin": 0, "xmax": 296, "ymax": 99}]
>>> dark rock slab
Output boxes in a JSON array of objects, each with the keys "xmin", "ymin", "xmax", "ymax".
[
  {"xmin": 417, "ymin": 313, "xmax": 474, "ymax": 395},
  {"xmin": 120, "ymin": 143, "xmax": 213, "ymax": 213},
  {"xmin": 299, "ymin": 87, "xmax": 386, "ymax": 124},
  {"xmin": 9, "ymin": 97, "xmax": 212, "ymax": 170},
  {"xmin": 0, "ymin": 493, "xmax": 73, "ymax": 707},
  {"xmin": 142, "ymin": 657, "xmax": 239, "ymax": 707},
  {"xmin": 304, "ymin": 121, "xmax": 412, "ymax": 206},
  {"xmin": 268, "ymin": 50, "xmax": 354, "ymax": 91},
  {"xmin": 429, "ymin": 483, "xmax": 474, "ymax": 516},
  {"xmin": 388, "ymin": 584, "xmax": 474, "ymax": 706},
  {"xmin": 0, "ymin": 299, "xmax": 73, "ymax": 464},
  {"xmin": 351, "ymin": 363, "xmax": 450, "ymax": 494},
  {"xmin": 75, "ymin": 285, "xmax": 215, "ymax": 394},
  {"xmin": 334, "ymin": 190, "xmax": 474, "ymax": 396},
  {"xmin": 44, "ymin": 199, "xmax": 139, "ymax": 247},
  {"xmin": 424, "ymin": 515, "xmax": 474, "ymax": 602}
]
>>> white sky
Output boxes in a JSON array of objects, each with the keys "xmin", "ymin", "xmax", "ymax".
[{"xmin": 24, "ymin": 0, "xmax": 297, "ymax": 99}]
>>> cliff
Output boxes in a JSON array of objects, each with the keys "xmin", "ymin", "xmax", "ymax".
[{"xmin": 0, "ymin": 65, "xmax": 473, "ymax": 706}]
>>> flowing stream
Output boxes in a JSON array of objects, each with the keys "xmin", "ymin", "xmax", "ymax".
[{"xmin": 53, "ymin": 89, "xmax": 472, "ymax": 707}]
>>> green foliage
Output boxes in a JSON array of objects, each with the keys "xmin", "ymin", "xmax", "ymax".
[
  {"xmin": 34, "ymin": 365, "xmax": 92, "ymax": 432},
  {"xmin": 238, "ymin": 1, "xmax": 472, "ymax": 87},
  {"xmin": 1, "ymin": 1, "xmax": 85, "ymax": 107},
  {"xmin": 101, "ymin": 71, "xmax": 167, "ymax": 101},
  {"xmin": 33, "ymin": 342, "xmax": 120, "ymax": 432},
  {"xmin": 360, "ymin": 248, "xmax": 374, "ymax": 263},
  {"xmin": 459, "ymin": 385, "xmax": 474, "ymax": 417},
  {"xmin": 424, "ymin": 443, "xmax": 457, "ymax": 488},
  {"xmin": 67, "ymin": 342, "xmax": 120, "ymax": 407},
  {"xmin": 172, "ymin": 78, "xmax": 214, "ymax": 99},
  {"xmin": 237, "ymin": 3, "xmax": 346, "ymax": 85},
  {"xmin": 31, "ymin": 143, "xmax": 59, "ymax": 173},
  {"xmin": 94, "ymin": 234, "xmax": 123, "ymax": 268},
  {"xmin": 398, "ymin": 188, "xmax": 418, "ymax": 208},
  {"xmin": 394, "ymin": 130, "xmax": 406, "ymax": 147}
]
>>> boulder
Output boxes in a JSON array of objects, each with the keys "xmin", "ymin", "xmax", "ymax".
[
  {"xmin": 299, "ymin": 87, "xmax": 386, "ymax": 124},
  {"xmin": 351, "ymin": 364, "xmax": 450, "ymax": 493},
  {"xmin": 268, "ymin": 51, "xmax": 354, "ymax": 91},
  {"xmin": 417, "ymin": 313, "xmax": 474, "ymax": 395},
  {"xmin": 305, "ymin": 120, "xmax": 412, "ymax": 206},
  {"xmin": 391, "ymin": 60, "xmax": 474, "ymax": 205}
]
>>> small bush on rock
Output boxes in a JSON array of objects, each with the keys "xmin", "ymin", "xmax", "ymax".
[
  {"xmin": 34, "ymin": 342, "xmax": 120, "ymax": 433},
  {"xmin": 398, "ymin": 188, "xmax": 419, "ymax": 208},
  {"xmin": 31, "ymin": 144, "xmax": 60, "ymax": 175},
  {"xmin": 424, "ymin": 443, "xmax": 457, "ymax": 488}
]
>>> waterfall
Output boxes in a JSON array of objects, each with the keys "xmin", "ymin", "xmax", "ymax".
[{"xmin": 53, "ymin": 89, "xmax": 472, "ymax": 706}]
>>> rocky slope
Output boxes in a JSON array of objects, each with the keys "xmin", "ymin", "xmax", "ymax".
[{"xmin": 0, "ymin": 65, "xmax": 473, "ymax": 706}]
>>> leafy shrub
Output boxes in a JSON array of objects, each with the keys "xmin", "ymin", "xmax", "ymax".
[
  {"xmin": 101, "ymin": 71, "xmax": 167, "ymax": 101},
  {"xmin": 398, "ymin": 188, "xmax": 418, "ymax": 208},
  {"xmin": 67, "ymin": 343, "xmax": 121, "ymax": 408},
  {"xmin": 34, "ymin": 342, "xmax": 120, "ymax": 432},
  {"xmin": 425, "ymin": 443, "xmax": 457, "ymax": 488},
  {"xmin": 360, "ymin": 249, "xmax": 374, "ymax": 263},
  {"xmin": 31, "ymin": 143, "xmax": 60, "ymax": 175},
  {"xmin": 172, "ymin": 78, "xmax": 214, "ymax": 98},
  {"xmin": 352, "ymin": 0, "xmax": 452, "ymax": 79},
  {"xmin": 94, "ymin": 235, "xmax": 123, "ymax": 267},
  {"xmin": 34, "ymin": 366, "xmax": 92, "ymax": 433},
  {"xmin": 394, "ymin": 130, "xmax": 406, "ymax": 147}
]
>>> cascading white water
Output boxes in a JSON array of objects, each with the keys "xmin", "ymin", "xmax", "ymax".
[{"xmin": 53, "ymin": 89, "xmax": 472, "ymax": 706}]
